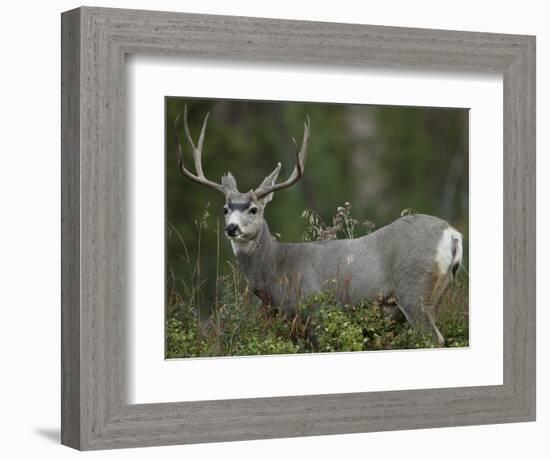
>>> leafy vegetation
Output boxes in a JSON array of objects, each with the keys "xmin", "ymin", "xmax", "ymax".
[{"xmin": 166, "ymin": 270, "xmax": 469, "ymax": 358}]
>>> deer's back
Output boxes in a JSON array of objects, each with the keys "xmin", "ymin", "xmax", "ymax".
[{"xmin": 273, "ymin": 213, "xmax": 453, "ymax": 308}]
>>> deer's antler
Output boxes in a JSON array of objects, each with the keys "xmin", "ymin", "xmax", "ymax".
[
  {"xmin": 254, "ymin": 116, "xmax": 310, "ymax": 199},
  {"xmin": 174, "ymin": 106, "xmax": 226, "ymax": 194}
]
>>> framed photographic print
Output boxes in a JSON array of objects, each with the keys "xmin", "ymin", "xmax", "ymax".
[{"xmin": 61, "ymin": 6, "xmax": 536, "ymax": 450}]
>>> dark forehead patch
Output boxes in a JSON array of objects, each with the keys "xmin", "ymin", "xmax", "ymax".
[{"xmin": 228, "ymin": 198, "xmax": 252, "ymax": 211}]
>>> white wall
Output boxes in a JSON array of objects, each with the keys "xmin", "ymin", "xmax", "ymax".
[{"xmin": 0, "ymin": 0, "xmax": 546, "ymax": 456}]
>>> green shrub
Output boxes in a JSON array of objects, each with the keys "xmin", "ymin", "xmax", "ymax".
[
  {"xmin": 165, "ymin": 297, "xmax": 207, "ymax": 358},
  {"xmin": 234, "ymin": 335, "xmax": 299, "ymax": 356},
  {"xmin": 314, "ymin": 306, "xmax": 364, "ymax": 352},
  {"xmin": 165, "ymin": 276, "xmax": 468, "ymax": 358}
]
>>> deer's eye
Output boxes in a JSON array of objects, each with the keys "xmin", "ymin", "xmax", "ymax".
[
  {"xmin": 223, "ymin": 207, "xmax": 229, "ymax": 215},
  {"xmin": 249, "ymin": 207, "xmax": 258, "ymax": 215}
]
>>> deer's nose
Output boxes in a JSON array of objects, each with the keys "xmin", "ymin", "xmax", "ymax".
[{"xmin": 225, "ymin": 223, "xmax": 239, "ymax": 237}]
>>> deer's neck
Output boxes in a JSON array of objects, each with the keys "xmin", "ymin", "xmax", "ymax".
[{"xmin": 233, "ymin": 222, "xmax": 278, "ymax": 286}]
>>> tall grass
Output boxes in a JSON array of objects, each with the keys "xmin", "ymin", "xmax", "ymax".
[{"xmin": 166, "ymin": 203, "xmax": 469, "ymax": 358}]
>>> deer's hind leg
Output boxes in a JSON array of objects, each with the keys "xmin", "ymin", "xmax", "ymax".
[
  {"xmin": 429, "ymin": 270, "xmax": 453, "ymax": 317},
  {"xmin": 394, "ymin": 270, "xmax": 446, "ymax": 347}
]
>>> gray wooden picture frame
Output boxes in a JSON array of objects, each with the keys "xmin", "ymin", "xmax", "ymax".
[{"xmin": 61, "ymin": 6, "xmax": 536, "ymax": 451}]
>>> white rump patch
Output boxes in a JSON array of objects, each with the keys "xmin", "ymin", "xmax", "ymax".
[{"xmin": 435, "ymin": 227, "xmax": 463, "ymax": 275}]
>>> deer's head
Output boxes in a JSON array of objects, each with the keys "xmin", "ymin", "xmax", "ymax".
[{"xmin": 174, "ymin": 106, "xmax": 310, "ymax": 246}]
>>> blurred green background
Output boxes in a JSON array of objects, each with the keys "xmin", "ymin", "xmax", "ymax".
[{"xmin": 166, "ymin": 98, "xmax": 469, "ymax": 314}]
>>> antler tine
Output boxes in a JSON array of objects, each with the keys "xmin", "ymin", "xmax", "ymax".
[
  {"xmin": 255, "ymin": 115, "xmax": 310, "ymax": 199},
  {"xmin": 174, "ymin": 106, "xmax": 225, "ymax": 194}
]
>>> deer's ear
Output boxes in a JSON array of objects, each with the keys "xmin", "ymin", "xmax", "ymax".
[
  {"xmin": 221, "ymin": 172, "xmax": 238, "ymax": 193},
  {"xmin": 255, "ymin": 163, "xmax": 281, "ymax": 204}
]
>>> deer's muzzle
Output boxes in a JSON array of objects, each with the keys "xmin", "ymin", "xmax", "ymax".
[{"xmin": 225, "ymin": 223, "xmax": 239, "ymax": 237}]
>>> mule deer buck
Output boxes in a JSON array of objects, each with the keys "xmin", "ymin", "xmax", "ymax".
[{"xmin": 174, "ymin": 107, "xmax": 463, "ymax": 346}]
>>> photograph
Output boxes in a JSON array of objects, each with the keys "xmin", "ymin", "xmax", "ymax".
[{"xmin": 165, "ymin": 98, "xmax": 469, "ymax": 358}]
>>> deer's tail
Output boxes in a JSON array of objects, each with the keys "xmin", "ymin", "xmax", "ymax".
[{"xmin": 436, "ymin": 226, "xmax": 463, "ymax": 279}]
